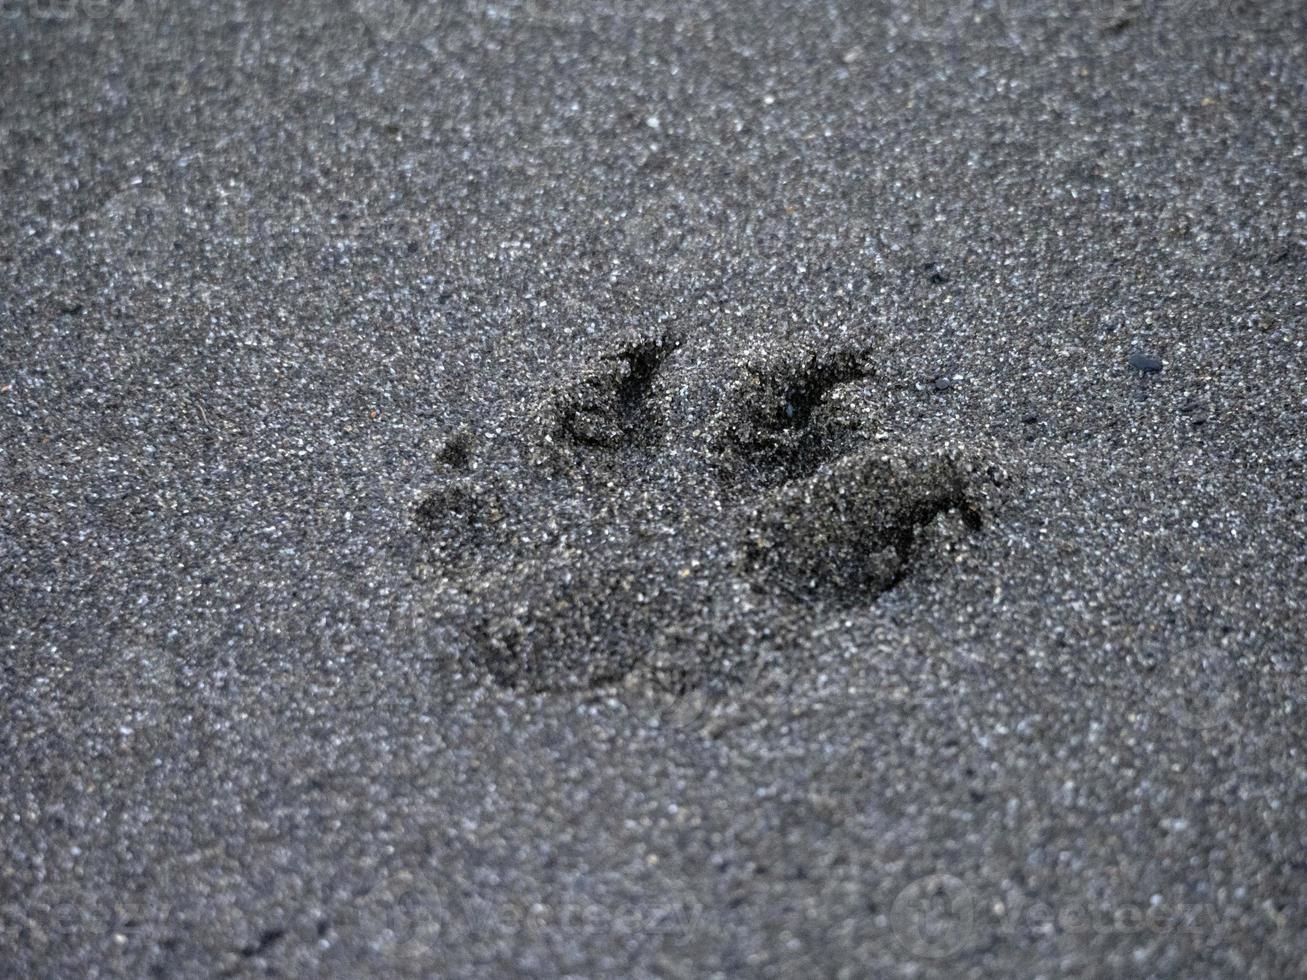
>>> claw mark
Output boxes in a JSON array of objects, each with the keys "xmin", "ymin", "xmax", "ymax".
[
  {"xmin": 714, "ymin": 346, "xmax": 873, "ymax": 486},
  {"xmin": 547, "ymin": 333, "xmax": 681, "ymax": 450}
]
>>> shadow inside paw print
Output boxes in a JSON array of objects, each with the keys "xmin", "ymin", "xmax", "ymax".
[
  {"xmin": 543, "ymin": 333, "xmax": 681, "ymax": 451},
  {"xmin": 415, "ymin": 334, "xmax": 994, "ymax": 695},
  {"xmin": 712, "ymin": 347, "xmax": 874, "ymax": 487},
  {"xmin": 741, "ymin": 448, "xmax": 982, "ymax": 600}
]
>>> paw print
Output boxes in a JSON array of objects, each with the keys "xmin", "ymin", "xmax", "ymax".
[{"xmin": 414, "ymin": 331, "xmax": 996, "ymax": 695}]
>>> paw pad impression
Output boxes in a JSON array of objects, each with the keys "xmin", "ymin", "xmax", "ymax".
[{"xmin": 415, "ymin": 335, "xmax": 995, "ymax": 694}]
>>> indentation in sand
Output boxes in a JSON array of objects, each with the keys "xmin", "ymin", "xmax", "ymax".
[{"xmin": 414, "ymin": 335, "xmax": 993, "ymax": 694}]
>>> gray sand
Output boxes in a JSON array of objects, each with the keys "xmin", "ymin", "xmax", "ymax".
[{"xmin": 2, "ymin": 0, "xmax": 1305, "ymax": 975}]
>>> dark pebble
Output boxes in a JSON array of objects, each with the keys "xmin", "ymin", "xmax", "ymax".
[
  {"xmin": 1021, "ymin": 411, "xmax": 1039, "ymax": 424},
  {"xmin": 921, "ymin": 262, "xmax": 949, "ymax": 285},
  {"xmin": 934, "ymin": 376, "xmax": 955, "ymax": 391},
  {"xmin": 1128, "ymin": 353, "xmax": 1164, "ymax": 374}
]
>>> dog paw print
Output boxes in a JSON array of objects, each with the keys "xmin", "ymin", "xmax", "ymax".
[
  {"xmin": 710, "ymin": 346, "xmax": 876, "ymax": 488},
  {"xmin": 537, "ymin": 333, "xmax": 682, "ymax": 453},
  {"xmin": 414, "ymin": 332, "xmax": 996, "ymax": 694}
]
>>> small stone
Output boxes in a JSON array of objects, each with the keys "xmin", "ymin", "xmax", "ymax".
[
  {"xmin": 1179, "ymin": 397, "xmax": 1209, "ymax": 425},
  {"xmin": 921, "ymin": 262, "xmax": 949, "ymax": 285},
  {"xmin": 1128, "ymin": 353, "xmax": 1163, "ymax": 374},
  {"xmin": 1020, "ymin": 411, "xmax": 1039, "ymax": 424},
  {"xmin": 933, "ymin": 375, "xmax": 955, "ymax": 391}
]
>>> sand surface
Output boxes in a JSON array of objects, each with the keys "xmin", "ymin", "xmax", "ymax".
[{"xmin": 3, "ymin": 1, "xmax": 1305, "ymax": 975}]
